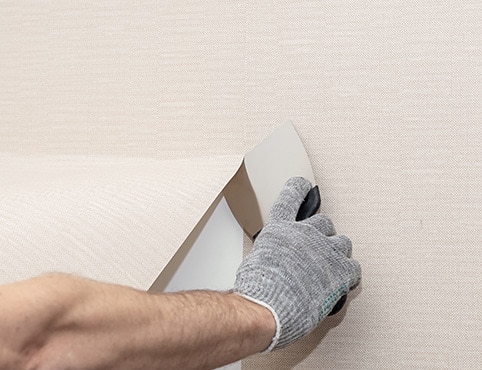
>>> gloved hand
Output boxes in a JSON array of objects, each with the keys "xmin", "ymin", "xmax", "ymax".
[{"xmin": 234, "ymin": 177, "xmax": 361, "ymax": 351}]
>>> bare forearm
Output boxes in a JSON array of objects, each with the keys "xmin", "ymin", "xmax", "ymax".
[
  {"xmin": 146, "ymin": 290, "xmax": 275, "ymax": 369},
  {"xmin": 0, "ymin": 274, "xmax": 275, "ymax": 370}
]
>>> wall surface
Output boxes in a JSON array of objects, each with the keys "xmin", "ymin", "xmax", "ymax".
[{"xmin": 1, "ymin": 1, "xmax": 481, "ymax": 369}]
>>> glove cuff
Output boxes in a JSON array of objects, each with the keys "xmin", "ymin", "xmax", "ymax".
[{"xmin": 234, "ymin": 292, "xmax": 281, "ymax": 352}]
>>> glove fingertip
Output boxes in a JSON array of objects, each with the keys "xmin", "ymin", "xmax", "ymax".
[
  {"xmin": 348, "ymin": 259, "xmax": 362, "ymax": 290},
  {"xmin": 269, "ymin": 177, "xmax": 312, "ymax": 222}
]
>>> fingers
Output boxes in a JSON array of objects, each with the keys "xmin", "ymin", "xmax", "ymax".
[
  {"xmin": 302, "ymin": 214, "xmax": 336, "ymax": 236},
  {"xmin": 345, "ymin": 258, "xmax": 362, "ymax": 290},
  {"xmin": 329, "ymin": 235, "xmax": 353, "ymax": 257},
  {"xmin": 328, "ymin": 232, "xmax": 361, "ymax": 290},
  {"xmin": 268, "ymin": 177, "xmax": 312, "ymax": 222},
  {"xmin": 303, "ymin": 214, "xmax": 353, "ymax": 257}
]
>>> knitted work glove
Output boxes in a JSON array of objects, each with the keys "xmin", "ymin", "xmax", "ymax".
[{"xmin": 234, "ymin": 177, "xmax": 361, "ymax": 351}]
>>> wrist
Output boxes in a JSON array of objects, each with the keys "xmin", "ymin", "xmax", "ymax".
[{"xmin": 231, "ymin": 292, "xmax": 279, "ymax": 352}]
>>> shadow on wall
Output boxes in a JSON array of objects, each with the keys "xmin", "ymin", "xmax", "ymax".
[{"xmin": 246, "ymin": 283, "xmax": 363, "ymax": 369}]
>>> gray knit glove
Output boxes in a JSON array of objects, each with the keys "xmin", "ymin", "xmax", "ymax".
[{"xmin": 234, "ymin": 177, "xmax": 361, "ymax": 351}]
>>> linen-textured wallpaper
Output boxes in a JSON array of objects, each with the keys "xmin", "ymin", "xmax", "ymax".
[{"xmin": 1, "ymin": 1, "xmax": 480, "ymax": 368}]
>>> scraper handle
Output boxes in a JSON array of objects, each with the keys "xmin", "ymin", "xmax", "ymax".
[
  {"xmin": 295, "ymin": 185, "xmax": 347, "ymax": 316},
  {"xmin": 296, "ymin": 185, "xmax": 321, "ymax": 221}
]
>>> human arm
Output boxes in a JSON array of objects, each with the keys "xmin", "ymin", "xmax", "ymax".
[
  {"xmin": 0, "ymin": 274, "xmax": 275, "ymax": 370},
  {"xmin": 0, "ymin": 176, "xmax": 361, "ymax": 369}
]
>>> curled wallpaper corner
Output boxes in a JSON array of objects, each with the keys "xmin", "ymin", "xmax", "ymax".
[
  {"xmin": 0, "ymin": 154, "xmax": 243, "ymax": 289},
  {"xmin": 0, "ymin": 123, "xmax": 313, "ymax": 291}
]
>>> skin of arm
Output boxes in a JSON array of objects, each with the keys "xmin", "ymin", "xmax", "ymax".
[{"xmin": 0, "ymin": 273, "xmax": 276, "ymax": 370}]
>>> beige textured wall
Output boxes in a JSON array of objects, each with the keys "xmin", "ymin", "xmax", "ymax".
[{"xmin": 1, "ymin": 1, "xmax": 481, "ymax": 369}]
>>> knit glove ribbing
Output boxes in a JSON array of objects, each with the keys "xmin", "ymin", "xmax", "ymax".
[{"xmin": 234, "ymin": 177, "xmax": 361, "ymax": 351}]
